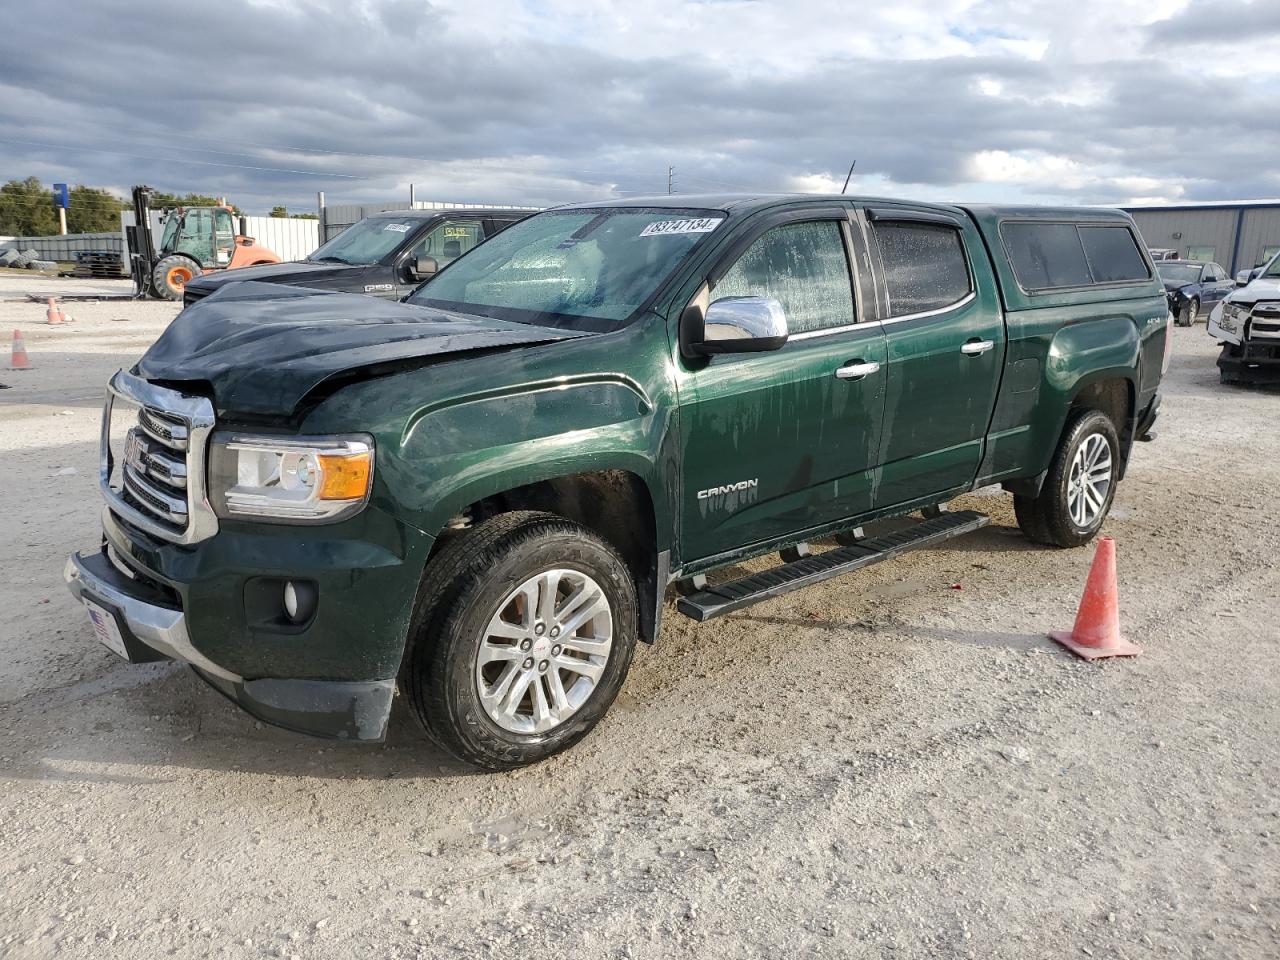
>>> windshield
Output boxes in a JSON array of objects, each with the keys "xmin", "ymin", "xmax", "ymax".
[
  {"xmin": 406, "ymin": 207, "xmax": 727, "ymax": 330},
  {"xmin": 309, "ymin": 216, "xmax": 422, "ymax": 265},
  {"xmin": 1156, "ymin": 263, "xmax": 1202, "ymax": 285},
  {"xmin": 1263, "ymin": 253, "xmax": 1280, "ymax": 278}
]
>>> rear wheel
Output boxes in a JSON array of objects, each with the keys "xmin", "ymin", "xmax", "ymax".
[
  {"xmin": 404, "ymin": 512, "xmax": 638, "ymax": 770},
  {"xmin": 1014, "ymin": 409, "xmax": 1120, "ymax": 548},
  {"xmin": 151, "ymin": 255, "xmax": 201, "ymax": 300}
]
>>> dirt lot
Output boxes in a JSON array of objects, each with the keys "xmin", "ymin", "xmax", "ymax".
[{"xmin": 1, "ymin": 283, "xmax": 1277, "ymax": 959}]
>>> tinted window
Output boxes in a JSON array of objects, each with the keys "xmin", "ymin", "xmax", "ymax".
[
  {"xmin": 874, "ymin": 222, "xmax": 972, "ymax": 317},
  {"xmin": 712, "ymin": 221, "xmax": 854, "ymax": 335},
  {"xmin": 1080, "ymin": 226, "xmax": 1150, "ymax": 283},
  {"xmin": 1002, "ymin": 222, "xmax": 1094, "ymax": 290}
]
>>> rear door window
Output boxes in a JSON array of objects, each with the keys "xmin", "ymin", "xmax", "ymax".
[
  {"xmin": 1079, "ymin": 226, "xmax": 1150, "ymax": 283},
  {"xmin": 873, "ymin": 221, "xmax": 972, "ymax": 317}
]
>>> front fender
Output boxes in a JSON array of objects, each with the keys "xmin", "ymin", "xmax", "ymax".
[{"xmin": 385, "ymin": 374, "xmax": 672, "ymax": 543}]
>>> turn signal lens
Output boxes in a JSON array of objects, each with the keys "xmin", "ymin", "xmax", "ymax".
[{"xmin": 318, "ymin": 452, "xmax": 372, "ymax": 500}]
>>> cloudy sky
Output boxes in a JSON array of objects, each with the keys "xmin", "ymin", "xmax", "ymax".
[{"xmin": 1, "ymin": 0, "xmax": 1277, "ymax": 214}]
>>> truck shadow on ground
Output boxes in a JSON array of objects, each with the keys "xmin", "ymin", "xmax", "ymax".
[{"xmin": 735, "ymin": 613, "xmax": 1048, "ymax": 653}]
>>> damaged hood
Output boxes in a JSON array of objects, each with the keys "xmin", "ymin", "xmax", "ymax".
[
  {"xmin": 1230, "ymin": 276, "xmax": 1280, "ymax": 306},
  {"xmin": 136, "ymin": 282, "xmax": 588, "ymax": 418}
]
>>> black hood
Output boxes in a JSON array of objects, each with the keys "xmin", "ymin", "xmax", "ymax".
[
  {"xmin": 136, "ymin": 282, "xmax": 588, "ymax": 418},
  {"xmin": 184, "ymin": 259, "xmax": 368, "ymax": 294},
  {"xmin": 1161, "ymin": 280, "xmax": 1190, "ymax": 294}
]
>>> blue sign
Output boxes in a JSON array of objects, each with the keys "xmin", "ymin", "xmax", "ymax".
[{"xmin": 53, "ymin": 183, "xmax": 69, "ymax": 209}]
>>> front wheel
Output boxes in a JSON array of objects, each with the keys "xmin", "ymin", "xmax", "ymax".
[
  {"xmin": 1014, "ymin": 409, "xmax": 1120, "ymax": 548},
  {"xmin": 151, "ymin": 255, "xmax": 201, "ymax": 300},
  {"xmin": 404, "ymin": 512, "xmax": 638, "ymax": 770},
  {"xmin": 1176, "ymin": 298, "xmax": 1199, "ymax": 327}
]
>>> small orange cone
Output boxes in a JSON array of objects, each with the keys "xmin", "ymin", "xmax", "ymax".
[
  {"xmin": 1050, "ymin": 537, "xmax": 1141, "ymax": 660},
  {"xmin": 10, "ymin": 329, "xmax": 31, "ymax": 370},
  {"xmin": 45, "ymin": 297, "xmax": 64, "ymax": 325}
]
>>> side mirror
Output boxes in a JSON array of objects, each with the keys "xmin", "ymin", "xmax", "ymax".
[
  {"xmin": 238, "ymin": 216, "xmax": 249, "ymax": 236},
  {"xmin": 687, "ymin": 296, "xmax": 789, "ymax": 355},
  {"xmin": 409, "ymin": 256, "xmax": 439, "ymax": 282}
]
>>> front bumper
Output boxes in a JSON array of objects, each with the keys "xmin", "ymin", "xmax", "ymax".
[
  {"xmin": 65, "ymin": 547, "xmax": 396, "ymax": 741},
  {"xmin": 1218, "ymin": 340, "xmax": 1280, "ymax": 383}
]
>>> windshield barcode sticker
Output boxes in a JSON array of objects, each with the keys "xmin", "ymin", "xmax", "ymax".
[
  {"xmin": 383, "ymin": 223, "xmax": 412, "ymax": 233},
  {"xmin": 640, "ymin": 218, "xmax": 721, "ymax": 238}
]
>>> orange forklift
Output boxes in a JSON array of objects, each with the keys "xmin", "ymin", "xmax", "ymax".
[{"xmin": 127, "ymin": 185, "xmax": 282, "ymax": 300}]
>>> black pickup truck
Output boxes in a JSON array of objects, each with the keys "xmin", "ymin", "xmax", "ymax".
[{"xmin": 181, "ymin": 208, "xmax": 530, "ymax": 306}]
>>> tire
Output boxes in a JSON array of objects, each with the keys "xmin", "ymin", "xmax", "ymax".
[
  {"xmin": 151, "ymin": 255, "xmax": 201, "ymax": 301},
  {"xmin": 1014, "ymin": 409, "xmax": 1120, "ymax": 548},
  {"xmin": 404, "ymin": 511, "xmax": 638, "ymax": 770},
  {"xmin": 1176, "ymin": 298, "xmax": 1199, "ymax": 327}
]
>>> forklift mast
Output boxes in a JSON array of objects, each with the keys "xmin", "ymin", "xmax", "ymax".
[{"xmin": 126, "ymin": 185, "xmax": 157, "ymax": 299}]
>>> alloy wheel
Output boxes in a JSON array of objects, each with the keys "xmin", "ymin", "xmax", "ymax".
[
  {"xmin": 475, "ymin": 568, "xmax": 613, "ymax": 735},
  {"xmin": 1066, "ymin": 433, "xmax": 1113, "ymax": 528}
]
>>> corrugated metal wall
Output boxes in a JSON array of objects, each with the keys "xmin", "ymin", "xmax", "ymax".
[
  {"xmin": 1128, "ymin": 208, "xmax": 1239, "ymax": 266},
  {"xmin": 0, "ymin": 232, "xmax": 123, "ymax": 260},
  {"xmin": 1235, "ymin": 209, "xmax": 1280, "ymax": 271},
  {"xmin": 240, "ymin": 216, "xmax": 319, "ymax": 262},
  {"xmin": 1127, "ymin": 204, "xmax": 1280, "ymax": 273},
  {"xmin": 319, "ymin": 200, "xmax": 539, "ymax": 241}
]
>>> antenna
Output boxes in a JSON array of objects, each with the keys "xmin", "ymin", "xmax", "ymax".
[{"xmin": 841, "ymin": 160, "xmax": 857, "ymax": 194}]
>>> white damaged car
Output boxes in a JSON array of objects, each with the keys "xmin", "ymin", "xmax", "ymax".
[{"xmin": 1207, "ymin": 256, "xmax": 1280, "ymax": 385}]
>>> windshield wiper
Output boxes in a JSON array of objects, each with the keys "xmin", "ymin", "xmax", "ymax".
[{"xmin": 311, "ymin": 255, "xmax": 351, "ymax": 264}]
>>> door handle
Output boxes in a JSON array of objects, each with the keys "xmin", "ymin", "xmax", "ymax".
[
  {"xmin": 960, "ymin": 339, "xmax": 995, "ymax": 356},
  {"xmin": 835, "ymin": 360, "xmax": 881, "ymax": 381}
]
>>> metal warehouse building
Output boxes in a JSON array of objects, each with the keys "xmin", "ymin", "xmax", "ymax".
[{"xmin": 1124, "ymin": 201, "xmax": 1280, "ymax": 275}]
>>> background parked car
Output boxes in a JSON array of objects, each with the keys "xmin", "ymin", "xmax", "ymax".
[
  {"xmin": 1157, "ymin": 259, "xmax": 1234, "ymax": 326},
  {"xmin": 1148, "ymin": 247, "xmax": 1180, "ymax": 261},
  {"xmin": 181, "ymin": 208, "xmax": 531, "ymax": 306}
]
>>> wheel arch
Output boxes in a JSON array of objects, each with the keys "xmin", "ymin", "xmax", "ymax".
[{"xmin": 427, "ymin": 467, "xmax": 667, "ymax": 644}]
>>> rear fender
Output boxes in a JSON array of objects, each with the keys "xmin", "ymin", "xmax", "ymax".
[{"xmin": 1029, "ymin": 317, "xmax": 1139, "ymax": 478}]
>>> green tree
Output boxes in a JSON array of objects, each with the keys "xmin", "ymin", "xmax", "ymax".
[
  {"xmin": 150, "ymin": 191, "xmax": 243, "ymax": 216},
  {"xmin": 0, "ymin": 177, "xmax": 58, "ymax": 236},
  {"xmin": 290, "ymin": 212, "xmax": 318, "ymax": 220},
  {"xmin": 66, "ymin": 185, "xmax": 125, "ymax": 233},
  {"xmin": 269, "ymin": 205, "xmax": 288, "ymax": 218}
]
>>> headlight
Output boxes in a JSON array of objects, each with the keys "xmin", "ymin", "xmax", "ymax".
[
  {"xmin": 209, "ymin": 434, "xmax": 374, "ymax": 523},
  {"xmin": 1220, "ymin": 302, "xmax": 1248, "ymax": 332}
]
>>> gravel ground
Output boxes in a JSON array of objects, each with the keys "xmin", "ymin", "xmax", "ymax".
[{"xmin": 0, "ymin": 296, "xmax": 1277, "ymax": 960}]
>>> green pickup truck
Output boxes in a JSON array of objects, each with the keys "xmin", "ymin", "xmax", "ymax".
[{"xmin": 65, "ymin": 195, "xmax": 1169, "ymax": 769}]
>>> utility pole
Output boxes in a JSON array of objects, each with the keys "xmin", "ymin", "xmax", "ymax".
[
  {"xmin": 409, "ymin": 183, "xmax": 416, "ymax": 206},
  {"xmin": 667, "ymin": 166, "xmax": 675, "ymax": 195}
]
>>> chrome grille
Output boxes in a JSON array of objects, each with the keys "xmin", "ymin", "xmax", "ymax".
[{"xmin": 100, "ymin": 370, "xmax": 219, "ymax": 544}]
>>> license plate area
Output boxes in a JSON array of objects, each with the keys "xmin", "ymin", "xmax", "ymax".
[{"xmin": 83, "ymin": 597, "xmax": 130, "ymax": 660}]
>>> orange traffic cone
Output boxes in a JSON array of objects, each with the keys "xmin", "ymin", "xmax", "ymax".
[
  {"xmin": 45, "ymin": 297, "xmax": 64, "ymax": 325},
  {"xmin": 10, "ymin": 329, "xmax": 31, "ymax": 370},
  {"xmin": 1050, "ymin": 537, "xmax": 1141, "ymax": 660}
]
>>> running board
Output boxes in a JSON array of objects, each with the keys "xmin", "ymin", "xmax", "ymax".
[{"xmin": 674, "ymin": 510, "xmax": 989, "ymax": 622}]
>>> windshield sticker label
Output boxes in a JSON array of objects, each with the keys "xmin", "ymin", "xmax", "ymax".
[
  {"xmin": 640, "ymin": 218, "xmax": 721, "ymax": 238},
  {"xmin": 383, "ymin": 223, "xmax": 412, "ymax": 233},
  {"xmin": 443, "ymin": 226, "xmax": 471, "ymax": 238}
]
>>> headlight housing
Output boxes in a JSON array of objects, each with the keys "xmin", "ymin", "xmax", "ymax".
[{"xmin": 209, "ymin": 433, "xmax": 374, "ymax": 524}]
